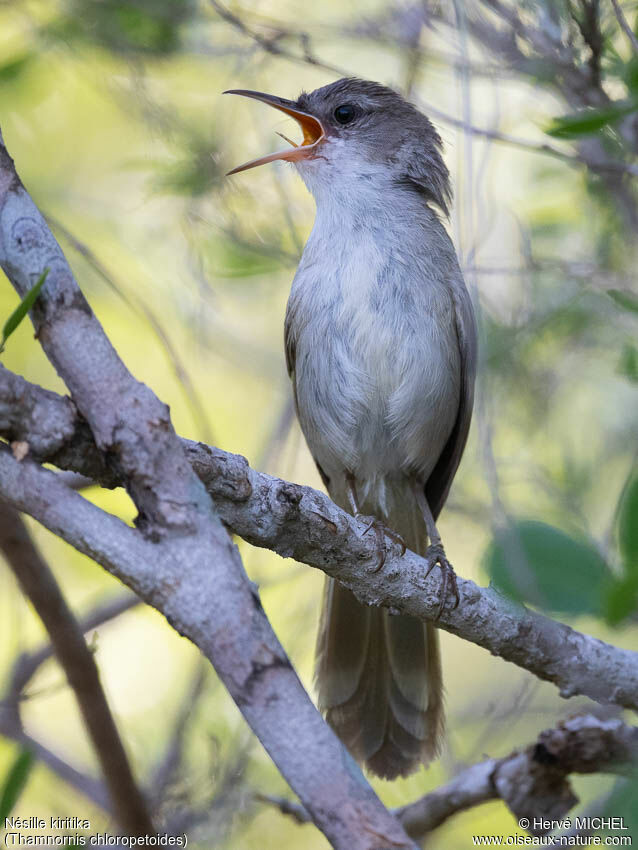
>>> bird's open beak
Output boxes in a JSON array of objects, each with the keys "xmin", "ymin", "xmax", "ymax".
[{"xmin": 224, "ymin": 89, "xmax": 325, "ymax": 175}]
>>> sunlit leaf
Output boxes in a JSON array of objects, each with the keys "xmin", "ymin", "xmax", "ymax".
[
  {"xmin": 0, "ymin": 269, "xmax": 49, "ymax": 355},
  {"xmin": 546, "ymin": 101, "xmax": 637, "ymax": 138},
  {"xmin": 483, "ymin": 520, "xmax": 612, "ymax": 615},
  {"xmin": 0, "ymin": 749, "xmax": 34, "ymax": 821},
  {"xmin": 607, "ymin": 288, "xmax": 638, "ymax": 314}
]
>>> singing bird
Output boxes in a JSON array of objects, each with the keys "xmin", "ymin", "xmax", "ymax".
[{"xmin": 226, "ymin": 78, "xmax": 477, "ymax": 779}]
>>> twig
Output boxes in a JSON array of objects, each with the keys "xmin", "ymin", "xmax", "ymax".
[
  {"xmin": 150, "ymin": 659, "xmax": 208, "ymax": 804},
  {"xmin": 610, "ymin": 0, "xmax": 638, "ymax": 52},
  {"xmin": 0, "ymin": 506, "xmax": 153, "ymax": 835},
  {"xmin": 9, "ymin": 592, "xmax": 139, "ymax": 697},
  {"xmin": 416, "ymin": 96, "xmax": 638, "ymax": 177},
  {"xmin": 0, "ymin": 718, "xmax": 110, "ymax": 811}
]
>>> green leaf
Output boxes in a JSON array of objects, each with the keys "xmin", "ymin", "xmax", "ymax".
[
  {"xmin": 483, "ymin": 520, "xmax": 612, "ymax": 615},
  {"xmin": 0, "ymin": 268, "xmax": 49, "ymax": 354},
  {"xmin": 603, "ymin": 774, "xmax": 638, "ymax": 835},
  {"xmin": 618, "ymin": 344, "xmax": 638, "ymax": 383},
  {"xmin": 605, "ymin": 574, "xmax": 638, "ymax": 625},
  {"xmin": 618, "ymin": 471, "xmax": 638, "ymax": 574},
  {"xmin": 0, "ymin": 53, "xmax": 33, "ymax": 84},
  {"xmin": 546, "ymin": 101, "xmax": 637, "ymax": 138},
  {"xmin": 0, "ymin": 748, "xmax": 34, "ymax": 820},
  {"xmin": 607, "ymin": 288, "xmax": 638, "ymax": 314}
]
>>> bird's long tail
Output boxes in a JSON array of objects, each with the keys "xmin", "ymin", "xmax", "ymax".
[{"xmin": 315, "ymin": 481, "xmax": 443, "ymax": 779}]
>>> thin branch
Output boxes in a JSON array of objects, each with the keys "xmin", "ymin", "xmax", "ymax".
[
  {"xmin": 9, "ymin": 592, "xmax": 139, "ymax": 698},
  {"xmin": 209, "ymin": 0, "xmax": 350, "ymax": 76},
  {"xmin": 0, "ymin": 718, "xmax": 110, "ymax": 812},
  {"xmin": 610, "ymin": 0, "xmax": 638, "ymax": 52},
  {"xmin": 150, "ymin": 660, "xmax": 208, "ymax": 805},
  {"xmin": 2, "ymin": 368, "xmax": 638, "ymax": 714},
  {"xmin": 0, "ymin": 506, "xmax": 153, "ymax": 834},
  {"xmin": 417, "ymin": 96, "xmax": 638, "ymax": 177}
]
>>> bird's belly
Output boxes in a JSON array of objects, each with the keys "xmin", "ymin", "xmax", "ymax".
[{"xmin": 293, "ymin": 305, "xmax": 460, "ymax": 491}]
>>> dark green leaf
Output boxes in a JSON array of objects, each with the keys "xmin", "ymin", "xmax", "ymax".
[
  {"xmin": 618, "ymin": 471, "xmax": 638, "ymax": 574},
  {"xmin": 0, "ymin": 269, "xmax": 49, "ymax": 354},
  {"xmin": 0, "ymin": 54, "xmax": 33, "ymax": 84},
  {"xmin": 605, "ymin": 574, "xmax": 638, "ymax": 625},
  {"xmin": 603, "ymin": 774, "xmax": 638, "ymax": 835},
  {"xmin": 608, "ymin": 288, "xmax": 638, "ymax": 314},
  {"xmin": 546, "ymin": 101, "xmax": 637, "ymax": 138},
  {"xmin": 618, "ymin": 344, "xmax": 638, "ymax": 383},
  {"xmin": 0, "ymin": 748, "xmax": 34, "ymax": 820},
  {"xmin": 483, "ymin": 520, "xmax": 612, "ymax": 615},
  {"xmin": 622, "ymin": 56, "xmax": 638, "ymax": 94}
]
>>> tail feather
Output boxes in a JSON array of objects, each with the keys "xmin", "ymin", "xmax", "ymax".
[{"xmin": 315, "ymin": 481, "xmax": 444, "ymax": 779}]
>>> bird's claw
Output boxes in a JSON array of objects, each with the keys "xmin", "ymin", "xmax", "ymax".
[
  {"xmin": 356, "ymin": 514, "xmax": 406, "ymax": 573},
  {"xmin": 424, "ymin": 543, "xmax": 460, "ymax": 619}
]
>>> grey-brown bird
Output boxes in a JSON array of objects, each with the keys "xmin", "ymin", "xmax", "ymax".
[{"xmin": 226, "ymin": 78, "xmax": 477, "ymax": 779}]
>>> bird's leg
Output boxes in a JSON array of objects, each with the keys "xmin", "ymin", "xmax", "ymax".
[
  {"xmin": 412, "ymin": 481, "xmax": 460, "ymax": 618},
  {"xmin": 345, "ymin": 472, "xmax": 406, "ymax": 573}
]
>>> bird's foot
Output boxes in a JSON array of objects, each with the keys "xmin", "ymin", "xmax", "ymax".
[
  {"xmin": 424, "ymin": 543, "xmax": 460, "ymax": 619},
  {"xmin": 356, "ymin": 515, "xmax": 407, "ymax": 573}
]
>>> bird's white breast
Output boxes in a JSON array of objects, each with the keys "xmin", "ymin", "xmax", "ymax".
[{"xmin": 287, "ymin": 163, "xmax": 461, "ymax": 507}]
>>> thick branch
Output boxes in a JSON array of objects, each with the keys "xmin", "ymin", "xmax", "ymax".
[
  {"xmin": 3, "ymin": 365, "xmax": 638, "ymax": 713},
  {"xmin": 0, "ymin": 506, "xmax": 153, "ymax": 835},
  {"xmin": 0, "ymin": 132, "xmax": 414, "ymax": 849}
]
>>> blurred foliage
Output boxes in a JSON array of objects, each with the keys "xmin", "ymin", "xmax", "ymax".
[
  {"xmin": 484, "ymin": 520, "xmax": 613, "ymax": 616},
  {"xmin": 0, "ymin": 749, "xmax": 34, "ymax": 821},
  {"xmin": 46, "ymin": 0, "xmax": 198, "ymax": 56},
  {"xmin": 0, "ymin": 0, "xmax": 637, "ymax": 846}
]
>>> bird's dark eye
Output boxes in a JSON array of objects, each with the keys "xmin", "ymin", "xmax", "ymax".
[{"xmin": 334, "ymin": 104, "xmax": 356, "ymax": 125}]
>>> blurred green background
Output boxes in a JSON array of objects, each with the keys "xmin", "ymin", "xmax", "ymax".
[{"xmin": 1, "ymin": 0, "xmax": 637, "ymax": 846}]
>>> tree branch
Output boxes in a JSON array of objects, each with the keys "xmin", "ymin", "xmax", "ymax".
[
  {"xmin": 0, "ymin": 131, "xmax": 414, "ymax": 849},
  {"xmin": 257, "ymin": 715, "xmax": 638, "ymax": 837},
  {"xmin": 399, "ymin": 713, "xmax": 638, "ymax": 838},
  {"xmin": 8, "ymin": 591, "xmax": 139, "ymax": 709},
  {"xmin": 0, "ymin": 506, "xmax": 154, "ymax": 834},
  {"xmin": 2, "ymin": 365, "xmax": 638, "ymax": 715}
]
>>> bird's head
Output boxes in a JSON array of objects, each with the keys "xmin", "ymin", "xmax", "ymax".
[{"xmin": 225, "ymin": 78, "xmax": 451, "ymax": 215}]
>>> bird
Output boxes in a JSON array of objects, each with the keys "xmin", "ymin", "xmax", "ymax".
[{"xmin": 225, "ymin": 78, "xmax": 477, "ymax": 780}]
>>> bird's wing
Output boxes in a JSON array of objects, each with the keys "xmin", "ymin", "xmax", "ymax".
[
  {"xmin": 283, "ymin": 306, "xmax": 296, "ymax": 379},
  {"xmin": 425, "ymin": 280, "xmax": 477, "ymax": 520},
  {"xmin": 284, "ymin": 300, "xmax": 332, "ymax": 491}
]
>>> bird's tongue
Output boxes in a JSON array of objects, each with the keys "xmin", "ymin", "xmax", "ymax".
[{"xmin": 224, "ymin": 89, "xmax": 324, "ymax": 175}]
